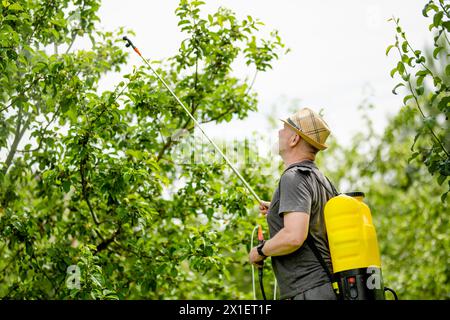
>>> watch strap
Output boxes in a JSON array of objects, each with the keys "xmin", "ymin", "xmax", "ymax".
[{"xmin": 257, "ymin": 240, "xmax": 267, "ymax": 257}]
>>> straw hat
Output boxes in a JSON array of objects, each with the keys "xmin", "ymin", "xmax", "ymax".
[{"xmin": 280, "ymin": 107, "xmax": 331, "ymax": 150}]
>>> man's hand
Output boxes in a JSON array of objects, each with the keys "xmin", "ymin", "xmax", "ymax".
[
  {"xmin": 249, "ymin": 247, "xmax": 266, "ymax": 268},
  {"xmin": 259, "ymin": 201, "xmax": 270, "ymax": 216}
]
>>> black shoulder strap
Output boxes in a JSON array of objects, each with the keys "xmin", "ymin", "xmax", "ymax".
[
  {"xmin": 306, "ymin": 237, "xmax": 334, "ymax": 283},
  {"xmin": 310, "ymin": 169, "xmax": 340, "ymax": 197},
  {"xmin": 282, "ymin": 164, "xmax": 338, "ymax": 283}
]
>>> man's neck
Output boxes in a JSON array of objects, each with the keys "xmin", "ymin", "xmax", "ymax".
[{"xmin": 282, "ymin": 153, "xmax": 315, "ymax": 168}]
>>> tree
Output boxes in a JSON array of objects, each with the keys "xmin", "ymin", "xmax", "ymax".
[
  {"xmin": 0, "ymin": 0, "xmax": 285, "ymax": 298},
  {"xmin": 386, "ymin": 0, "xmax": 450, "ymax": 202}
]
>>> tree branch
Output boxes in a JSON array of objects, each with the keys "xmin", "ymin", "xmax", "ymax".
[
  {"xmin": 17, "ymin": 104, "xmax": 61, "ymax": 153},
  {"xmin": 95, "ymin": 224, "xmax": 121, "ymax": 253},
  {"xmin": 2, "ymin": 105, "xmax": 31, "ymax": 174},
  {"xmin": 79, "ymin": 141, "xmax": 101, "ymax": 226},
  {"xmin": 406, "ymin": 77, "xmax": 449, "ymax": 157},
  {"xmin": 65, "ymin": 30, "xmax": 78, "ymax": 55},
  {"xmin": 394, "ymin": 44, "xmax": 449, "ymax": 157},
  {"xmin": 0, "ymin": 76, "xmax": 44, "ymax": 113},
  {"xmin": 245, "ymin": 70, "xmax": 258, "ymax": 96}
]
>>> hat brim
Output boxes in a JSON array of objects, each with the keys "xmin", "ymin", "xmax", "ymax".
[{"xmin": 280, "ymin": 119, "xmax": 328, "ymax": 150}]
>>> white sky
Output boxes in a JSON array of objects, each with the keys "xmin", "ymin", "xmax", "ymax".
[{"xmin": 96, "ymin": 0, "xmax": 431, "ymax": 146}]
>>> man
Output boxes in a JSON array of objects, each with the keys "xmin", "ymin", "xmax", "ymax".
[{"xmin": 249, "ymin": 107, "xmax": 337, "ymax": 300}]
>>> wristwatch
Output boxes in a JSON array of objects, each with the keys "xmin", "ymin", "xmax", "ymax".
[{"xmin": 257, "ymin": 240, "xmax": 267, "ymax": 258}]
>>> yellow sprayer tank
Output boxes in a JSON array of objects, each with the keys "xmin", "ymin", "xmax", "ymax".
[{"xmin": 324, "ymin": 192, "xmax": 385, "ymax": 300}]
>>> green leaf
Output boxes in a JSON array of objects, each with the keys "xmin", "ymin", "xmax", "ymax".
[
  {"xmin": 401, "ymin": 54, "xmax": 410, "ymax": 63},
  {"xmin": 433, "ymin": 11, "xmax": 443, "ymax": 27},
  {"xmin": 401, "ymin": 73, "xmax": 411, "ymax": 82},
  {"xmin": 392, "ymin": 83, "xmax": 405, "ymax": 95},
  {"xmin": 401, "ymin": 41, "xmax": 408, "ymax": 53},
  {"xmin": 386, "ymin": 45, "xmax": 394, "ymax": 56},
  {"xmin": 42, "ymin": 170, "xmax": 54, "ymax": 180},
  {"xmin": 445, "ymin": 64, "xmax": 450, "ymax": 76},
  {"xmin": 192, "ymin": 1, "xmax": 206, "ymax": 6},
  {"xmin": 417, "ymin": 75, "xmax": 425, "ymax": 87},
  {"xmin": 8, "ymin": 3, "xmax": 22, "ymax": 11},
  {"xmin": 178, "ymin": 20, "xmax": 190, "ymax": 26},
  {"xmin": 390, "ymin": 67, "xmax": 398, "ymax": 78},
  {"xmin": 206, "ymin": 207, "xmax": 214, "ymax": 218},
  {"xmin": 62, "ymin": 180, "xmax": 71, "ymax": 193},
  {"xmin": 408, "ymin": 151, "xmax": 420, "ymax": 163},
  {"xmin": 437, "ymin": 174, "xmax": 446, "ymax": 186},
  {"xmin": 430, "ymin": 92, "xmax": 439, "ymax": 104},
  {"xmin": 437, "ymin": 96, "xmax": 450, "ymax": 112},
  {"xmin": 4, "ymin": 14, "xmax": 17, "ymax": 21},
  {"xmin": 433, "ymin": 46, "xmax": 443, "ymax": 59},
  {"xmin": 415, "ymin": 69, "xmax": 429, "ymax": 77},
  {"xmin": 416, "ymin": 86, "xmax": 424, "ymax": 96},
  {"xmin": 443, "ymin": 21, "xmax": 450, "ymax": 32},
  {"xmin": 403, "ymin": 95, "xmax": 414, "ymax": 105},
  {"xmin": 397, "ymin": 61, "xmax": 405, "ymax": 75},
  {"xmin": 90, "ymin": 275, "xmax": 102, "ymax": 287},
  {"xmin": 422, "ymin": 4, "xmax": 434, "ymax": 17},
  {"xmin": 442, "ymin": 191, "xmax": 449, "ymax": 202}
]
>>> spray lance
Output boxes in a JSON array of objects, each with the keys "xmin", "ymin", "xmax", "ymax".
[
  {"xmin": 122, "ymin": 36, "xmax": 262, "ymax": 203},
  {"xmin": 122, "ymin": 36, "xmax": 272, "ymax": 298}
]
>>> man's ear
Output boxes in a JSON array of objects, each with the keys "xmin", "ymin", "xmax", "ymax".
[{"xmin": 290, "ymin": 134, "xmax": 300, "ymax": 147}]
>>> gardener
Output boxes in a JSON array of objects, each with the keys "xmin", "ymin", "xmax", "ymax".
[{"xmin": 248, "ymin": 107, "xmax": 337, "ymax": 300}]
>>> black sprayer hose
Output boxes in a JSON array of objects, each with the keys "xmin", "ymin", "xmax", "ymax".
[
  {"xmin": 384, "ymin": 287, "xmax": 399, "ymax": 300},
  {"xmin": 258, "ymin": 267, "xmax": 267, "ymax": 300}
]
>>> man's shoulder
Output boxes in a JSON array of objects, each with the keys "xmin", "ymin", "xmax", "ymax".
[
  {"xmin": 281, "ymin": 165, "xmax": 312, "ymax": 187},
  {"xmin": 283, "ymin": 163, "xmax": 314, "ymax": 177},
  {"xmin": 284, "ymin": 160, "xmax": 317, "ymax": 174}
]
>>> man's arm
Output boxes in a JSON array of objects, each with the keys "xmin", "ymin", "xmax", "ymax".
[
  {"xmin": 262, "ymin": 211, "xmax": 309, "ymax": 256},
  {"xmin": 249, "ymin": 211, "xmax": 309, "ymax": 265}
]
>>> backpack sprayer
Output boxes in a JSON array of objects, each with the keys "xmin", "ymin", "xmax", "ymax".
[
  {"xmin": 324, "ymin": 192, "xmax": 398, "ymax": 300},
  {"xmin": 122, "ymin": 36, "xmax": 397, "ymax": 300}
]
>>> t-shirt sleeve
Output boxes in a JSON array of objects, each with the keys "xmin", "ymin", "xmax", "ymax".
[{"xmin": 278, "ymin": 170, "xmax": 312, "ymax": 216}]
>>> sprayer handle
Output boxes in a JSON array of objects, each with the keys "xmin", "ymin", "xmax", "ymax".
[{"xmin": 259, "ymin": 201, "xmax": 270, "ymax": 216}]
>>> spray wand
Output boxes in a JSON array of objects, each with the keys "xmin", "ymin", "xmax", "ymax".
[
  {"xmin": 123, "ymin": 36, "xmax": 273, "ymax": 299},
  {"xmin": 122, "ymin": 36, "xmax": 262, "ymax": 203}
]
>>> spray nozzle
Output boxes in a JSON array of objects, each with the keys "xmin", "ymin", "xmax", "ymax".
[
  {"xmin": 122, "ymin": 36, "xmax": 134, "ymax": 48},
  {"xmin": 122, "ymin": 36, "xmax": 141, "ymax": 56},
  {"xmin": 257, "ymin": 225, "xmax": 264, "ymax": 242}
]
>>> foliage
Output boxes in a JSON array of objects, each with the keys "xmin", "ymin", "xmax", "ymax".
[{"xmin": 386, "ymin": 0, "xmax": 450, "ymax": 201}]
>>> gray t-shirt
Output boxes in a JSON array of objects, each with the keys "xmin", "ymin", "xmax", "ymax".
[{"xmin": 266, "ymin": 160, "xmax": 334, "ymax": 300}]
